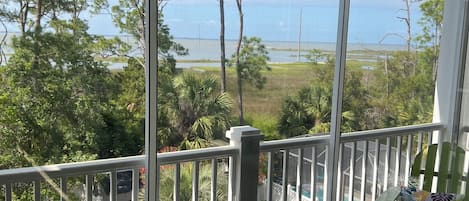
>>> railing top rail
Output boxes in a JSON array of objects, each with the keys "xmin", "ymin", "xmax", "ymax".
[
  {"xmin": 341, "ymin": 123, "xmax": 443, "ymax": 143},
  {"xmin": 260, "ymin": 123, "xmax": 442, "ymax": 151},
  {"xmin": 0, "ymin": 145, "xmax": 238, "ymax": 184},
  {"xmin": 0, "ymin": 155, "xmax": 144, "ymax": 184},
  {"xmin": 260, "ymin": 134, "xmax": 329, "ymax": 152},
  {"xmin": 0, "ymin": 123, "xmax": 443, "ymax": 184},
  {"xmin": 158, "ymin": 145, "xmax": 237, "ymax": 165}
]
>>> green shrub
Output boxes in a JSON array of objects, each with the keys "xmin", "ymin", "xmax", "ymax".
[{"xmin": 244, "ymin": 114, "xmax": 281, "ymax": 141}]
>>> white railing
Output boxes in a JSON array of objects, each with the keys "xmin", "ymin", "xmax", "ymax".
[
  {"xmin": 259, "ymin": 123, "xmax": 442, "ymax": 201},
  {"xmin": 0, "ymin": 123, "xmax": 443, "ymax": 201},
  {"xmin": 0, "ymin": 155, "xmax": 144, "ymax": 201}
]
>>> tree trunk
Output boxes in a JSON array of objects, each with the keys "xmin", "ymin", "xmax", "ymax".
[
  {"xmin": 401, "ymin": 0, "xmax": 415, "ymax": 77},
  {"xmin": 33, "ymin": 0, "xmax": 42, "ymax": 70},
  {"xmin": 235, "ymin": 0, "xmax": 244, "ymax": 125},
  {"xmin": 34, "ymin": 0, "xmax": 42, "ymax": 34},
  {"xmin": 140, "ymin": 0, "xmax": 147, "ymax": 69},
  {"xmin": 219, "ymin": 0, "xmax": 226, "ymax": 93},
  {"xmin": 297, "ymin": 8, "xmax": 302, "ymax": 62},
  {"xmin": 72, "ymin": 0, "xmax": 79, "ymax": 20},
  {"xmin": 19, "ymin": 0, "xmax": 31, "ymax": 34},
  {"xmin": 404, "ymin": 0, "xmax": 411, "ymax": 54},
  {"xmin": 432, "ymin": 19, "xmax": 440, "ymax": 81}
]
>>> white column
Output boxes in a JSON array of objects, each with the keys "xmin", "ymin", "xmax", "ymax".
[
  {"xmin": 144, "ymin": 0, "xmax": 158, "ymax": 200},
  {"xmin": 327, "ymin": 0, "xmax": 350, "ymax": 200},
  {"xmin": 432, "ymin": 0, "xmax": 469, "ymax": 145},
  {"xmin": 432, "ymin": 2, "xmax": 469, "ymax": 193}
]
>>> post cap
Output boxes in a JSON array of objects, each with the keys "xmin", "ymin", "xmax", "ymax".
[{"xmin": 225, "ymin": 126, "xmax": 262, "ymax": 141}]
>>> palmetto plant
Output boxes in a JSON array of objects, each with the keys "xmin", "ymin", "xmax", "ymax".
[
  {"xmin": 162, "ymin": 73, "xmax": 233, "ymax": 150},
  {"xmin": 278, "ymin": 64, "xmax": 367, "ymax": 137}
]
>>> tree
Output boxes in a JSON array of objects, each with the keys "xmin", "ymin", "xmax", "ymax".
[
  {"xmin": 116, "ymin": 61, "xmax": 233, "ymax": 151},
  {"xmin": 0, "ymin": 20, "xmax": 120, "ymax": 168},
  {"xmin": 0, "ymin": 0, "xmax": 136, "ymax": 170},
  {"xmin": 304, "ymin": 48, "xmax": 325, "ymax": 65},
  {"xmin": 163, "ymin": 73, "xmax": 233, "ymax": 150},
  {"xmin": 110, "ymin": 0, "xmax": 237, "ymax": 151},
  {"xmin": 230, "ymin": 36, "xmax": 271, "ymax": 125},
  {"xmin": 234, "ymin": 0, "xmax": 245, "ymax": 124},
  {"xmin": 111, "ymin": 0, "xmax": 187, "ymax": 66},
  {"xmin": 110, "ymin": 0, "xmax": 186, "ymax": 113},
  {"xmin": 363, "ymin": 0, "xmax": 443, "ymax": 129},
  {"xmin": 416, "ymin": 0, "xmax": 444, "ymax": 81},
  {"xmin": 109, "ymin": 0, "xmax": 187, "ymax": 109},
  {"xmin": 278, "ymin": 59, "xmax": 368, "ymax": 137},
  {"xmin": 368, "ymin": 51, "xmax": 434, "ymax": 129},
  {"xmin": 398, "ymin": 0, "xmax": 412, "ymax": 53},
  {"xmin": 219, "ymin": 0, "xmax": 226, "ymax": 93}
]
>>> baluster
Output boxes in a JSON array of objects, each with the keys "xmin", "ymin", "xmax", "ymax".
[
  {"xmin": 132, "ymin": 168, "xmax": 140, "ymax": 201},
  {"xmin": 60, "ymin": 177, "xmax": 67, "ymax": 201},
  {"xmin": 384, "ymin": 137, "xmax": 391, "ymax": 191},
  {"xmin": 311, "ymin": 147, "xmax": 317, "ymax": 201},
  {"xmin": 372, "ymin": 139, "xmax": 380, "ymax": 201},
  {"xmin": 394, "ymin": 136, "xmax": 402, "ymax": 186},
  {"xmin": 360, "ymin": 141, "xmax": 368, "ymax": 201},
  {"xmin": 296, "ymin": 149, "xmax": 304, "ymax": 201},
  {"xmin": 85, "ymin": 175, "xmax": 93, "ymax": 201},
  {"xmin": 174, "ymin": 163, "xmax": 181, "ymax": 201},
  {"xmin": 405, "ymin": 135, "xmax": 413, "ymax": 186},
  {"xmin": 5, "ymin": 183, "xmax": 12, "ymax": 201},
  {"xmin": 417, "ymin": 132, "xmax": 423, "ymax": 153},
  {"xmin": 110, "ymin": 171, "xmax": 117, "ymax": 201},
  {"xmin": 157, "ymin": 165, "xmax": 161, "ymax": 201},
  {"xmin": 34, "ymin": 180, "xmax": 40, "ymax": 201},
  {"xmin": 337, "ymin": 144, "xmax": 343, "ymax": 201},
  {"xmin": 324, "ymin": 148, "xmax": 329, "ymax": 201},
  {"xmin": 282, "ymin": 149, "xmax": 290, "ymax": 201},
  {"xmin": 267, "ymin": 152, "xmax": 274, "ymax": 201},
  {"xmin": 427, "ymin": 131, "xmax": 433, "ymax": 145},
  {"xmin": 192, "ymin": 161, "xmax": 200, "ymax": 201},
  {"xmin": 349, "ymin": 142, "xmax": 356, "ymax": 201},
  {"xmin": 211, "ymin": 159, "xmax": 218, "ymax": 201}
]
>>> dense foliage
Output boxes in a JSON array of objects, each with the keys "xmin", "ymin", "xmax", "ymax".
[
  {"xmin": 0, "ymin": 0, "xmax": 232, "ymax": 171},
  {"xmin": 0, "ymin": 0, "xmax": 446, "ymax": 200},
  {"xmin": 0, "ymin": 1, "xmax": 126, "ymax": 168},
  {"xmin": 0, "ymin": 0, "xmax": 443, "ymax": 170},
  {"xmin": 278, "ymin": 57, "xmax": 368, "ymax": 137}
]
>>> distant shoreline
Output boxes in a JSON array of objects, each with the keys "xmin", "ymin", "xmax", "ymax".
[
  {"xmin": 0, "ymin": 34, "xmax": 408, "ymax": 69},
  {"xmin": 173, "ymin": 36, "xmax": 407, "ymax": 47},
  {"xmin": 0, "ymin": 32, "xmax": 408, "ymax": 50}
]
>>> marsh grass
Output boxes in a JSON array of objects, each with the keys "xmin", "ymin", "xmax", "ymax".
[{"xmin": 190, "ymin": 60, "xmax": 373, "ymax": 119}]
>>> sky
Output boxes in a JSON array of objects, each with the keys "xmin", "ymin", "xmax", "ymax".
[
  {"xmin": 154, "ymin": 0, "xmax": 424, "ymax": 44},
  {"xmin": 2, "ymin": 0, "xmax": 425, "ymax": 45}
]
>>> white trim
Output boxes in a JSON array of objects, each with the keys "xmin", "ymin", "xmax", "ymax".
[
  {"xmin": 144, "ymin": 0, "xmax": 158, "ymax": 200},
  {"xmin": 433, "ymin": 0, "xmax": 469, "ymax": 144},
  {"xmin": 327, "ymin": 0, "xmax": 350, "ymax": 200}
]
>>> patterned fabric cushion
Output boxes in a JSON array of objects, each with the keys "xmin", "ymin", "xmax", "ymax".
[{"xmin": 424, "ymin": 193, "xmax": 456, "ymax": 201}]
